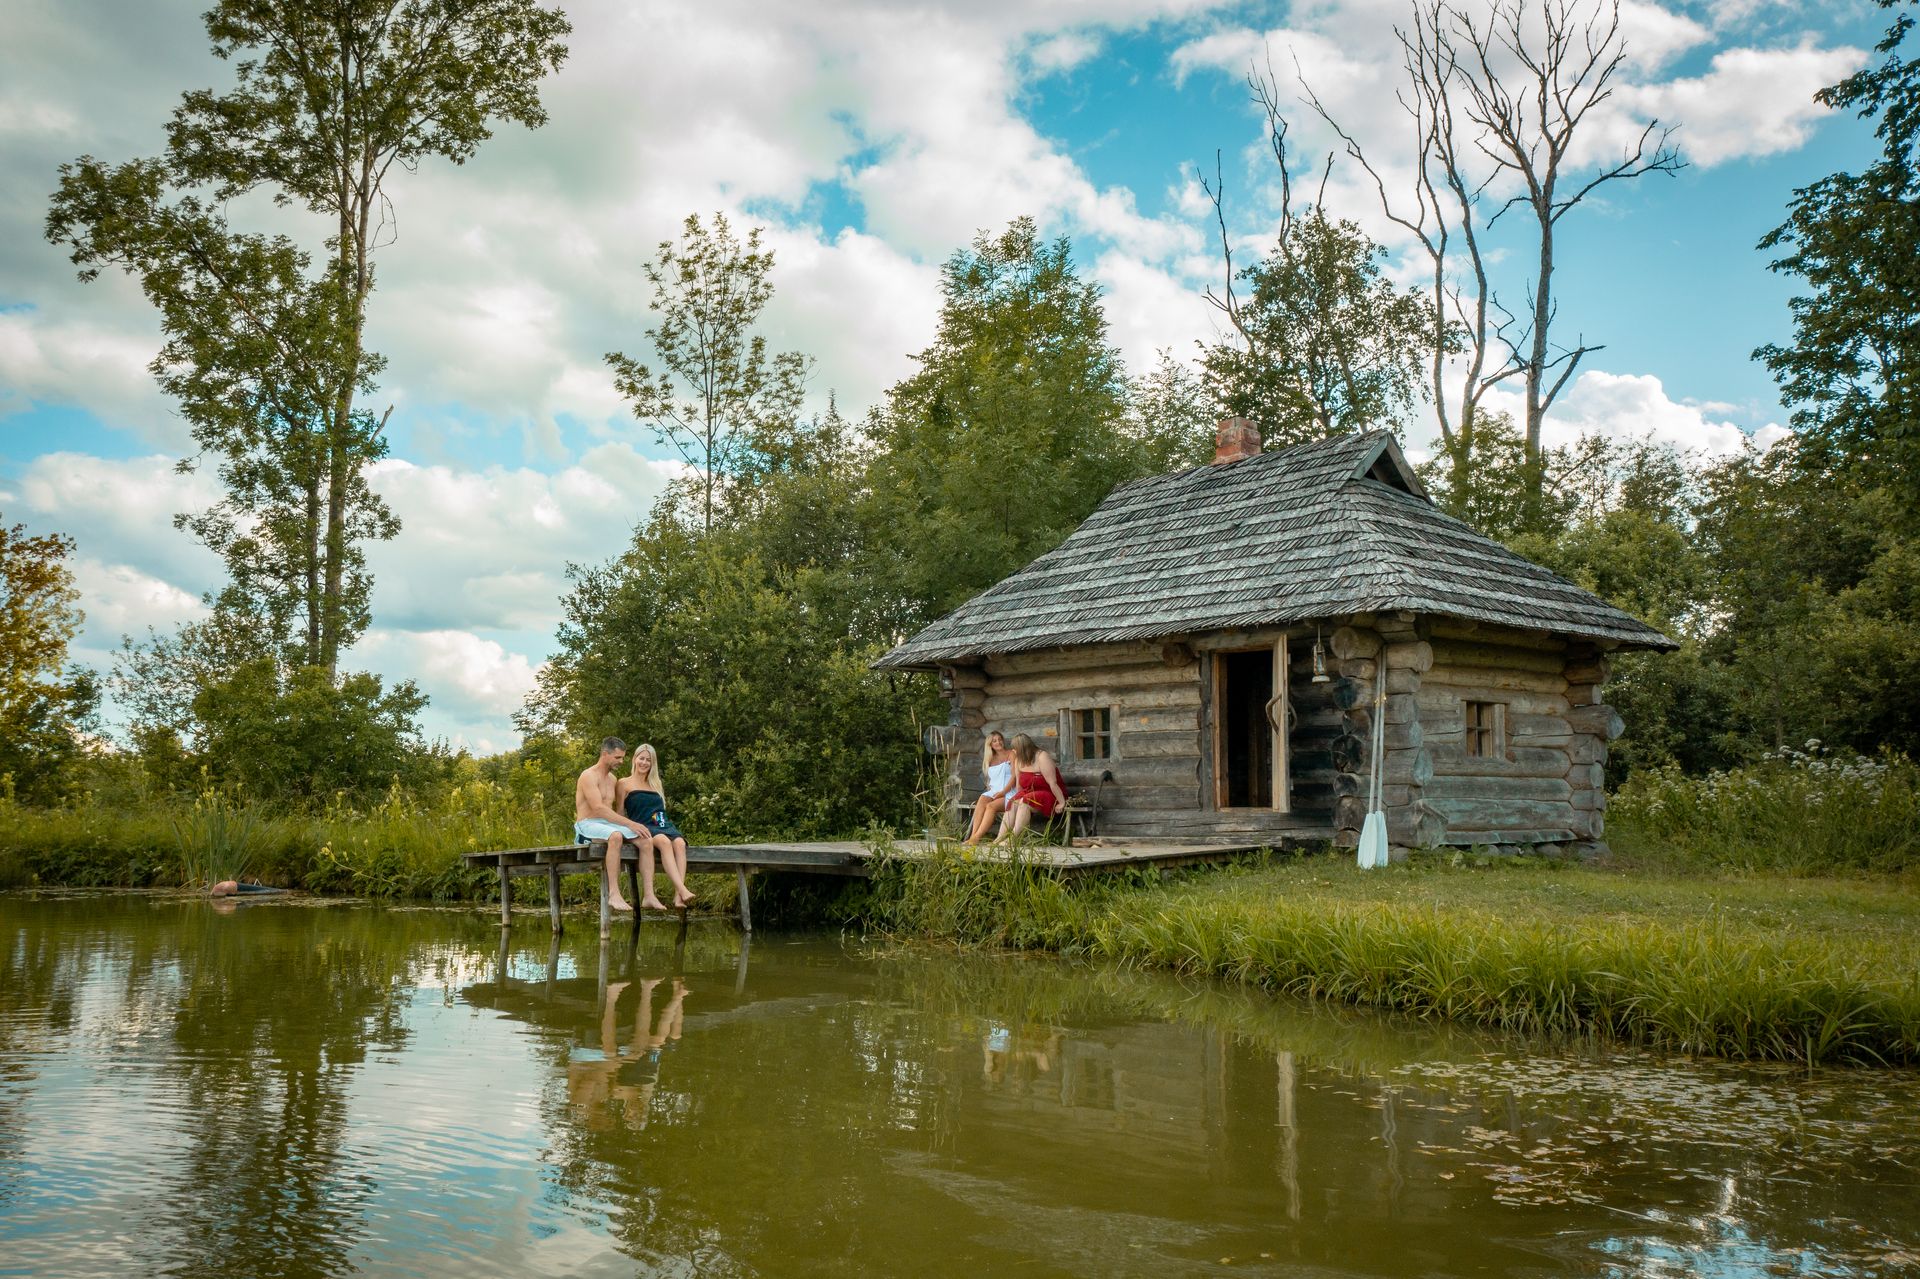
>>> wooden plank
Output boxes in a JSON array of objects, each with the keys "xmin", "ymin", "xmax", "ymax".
[
  {"xmin": 1109, "ymin": 730, "xmax": 1201, "ymax": 759},
  {"xmin": 1426, "ymin": 619, "xmax": 1569, "ymax": 652},
  {"xmin": 1427, "ymin": 746, "xmax": 1572, "ymax": 778},
  {"xmin": 986, "ymin": 662, "xmax": 1198, "ymax": 698},
  {"xmin": 1422, "ymin": 666, "xmax": 1569, "ymax": 695},
  {"xmin": 986, "ymin": 684, "xmax": 1201, "ymax": 719},
  {"xmin": 1435, "ymin": 828, "xmax": 1578, "ymax": 847},
  {"xmin": 1424, "ymin": 774, "xmax": 1573, "ymax": 802},
  {"xmin": 985, "ymin": 640, "xmax": 1167, "ymax": 677},
  {"xmin": 1427, "ymin": 797, "xmax": 1575, "ymax": 830},
  {"xmin": 1419, "ymin": 688, "xmax": 1570, "ymax": 717}
]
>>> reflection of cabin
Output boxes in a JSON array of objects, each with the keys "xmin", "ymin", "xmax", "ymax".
[{"xmin": 876, "ymin": 421, "xmax": 1674, "ymax": 855}]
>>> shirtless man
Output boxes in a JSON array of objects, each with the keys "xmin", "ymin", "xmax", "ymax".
[{"xmin": 574, "ymin": 737, "xmax": 664, "ymax": 913}]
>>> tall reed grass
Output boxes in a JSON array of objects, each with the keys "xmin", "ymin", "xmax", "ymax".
[
  {"xmin": 840, "ymin": 848, "xmax": 1920, "ymax": 1067},
  {"xmin": 0, "ymin": 777, "xmax": 557, "ymax": 901},
  {"xmin": 1611, "ymin": 743, "xmax": 1920, "ymax": 873}
]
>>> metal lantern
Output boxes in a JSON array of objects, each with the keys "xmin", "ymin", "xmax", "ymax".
[{"xmin": 1310, "ymin": 624, "xmax": 1332, "ymax": 683}]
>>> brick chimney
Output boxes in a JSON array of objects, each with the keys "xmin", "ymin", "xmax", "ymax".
[{"xmin": 1213, "ymin": 416, "xmax": 1261, "ymax": 464}]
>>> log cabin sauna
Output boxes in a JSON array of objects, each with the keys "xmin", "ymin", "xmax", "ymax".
[{"xmin": 875, "ymin": 420, "xmax": 1676, "ymax": 858}]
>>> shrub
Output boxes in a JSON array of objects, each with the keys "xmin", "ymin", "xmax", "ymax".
[{"xmin": 1611, "ymin": 742, "xmax": 1920, "ymax": 873}]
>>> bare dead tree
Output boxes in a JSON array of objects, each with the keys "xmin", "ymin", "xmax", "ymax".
[
  {"xmin": 1457, "ymin": 0, "xmax": 1685, "ymax": 497},
  {"xmin": 1304, "ymin": 0, "xmax": 1683, "ymax": 517},
  {"xmin": 1303, "ymin": 4, "xmax": 1519, "ymax": 500},
  {"xmin": 1201, "ymin": 61, "xmax": 1433, "ymax": 444}
]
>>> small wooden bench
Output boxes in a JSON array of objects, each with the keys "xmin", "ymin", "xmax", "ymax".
[{"xmin": 957, "ymin": 768, "xmax": 1111, "ymax": 844}]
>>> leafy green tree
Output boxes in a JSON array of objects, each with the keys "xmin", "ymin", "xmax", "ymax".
[
  {"xmin": 866, "ymin": 217, "xmax": 1145, "ymax": 625},
  {"xmin": 189, "ymin": 661, "xmax": 428, "ymax": 802},
  {"xmin": 47, "ymin": 0, "xmax": 570, "ymax": 674},
  {"xmin": 1126, "ymin": 349, "xmax": 1221, "ymax": 472},
  {"xmin": 1204, "ymin": 210, "xmax": 1438, "ymax": 446},
  {"xmin": 112, "ymin": 593, "xmax": 429, "ymax": 802},
  {"xmin": 0, "ymin": 522, "xmax": 100, "ymax": 803},
  {"xmin": 607, "ymin": 213, "xmax": 811, "ymax": 534},
  {"xmin": 532, "ymin": 519, "xmax": 934, "ymax": 839},
  {"xmin": 1757, "ymin": 0, "xmax": 1920, "ymax": 497}
]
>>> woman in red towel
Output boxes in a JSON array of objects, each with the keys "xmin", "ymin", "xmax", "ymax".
[{"xmin": 996, "ymin": 733, "xmax": 1069, "ymax": 842}]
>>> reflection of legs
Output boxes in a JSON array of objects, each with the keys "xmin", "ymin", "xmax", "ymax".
[
  {"xmin": 605, "ymin": 833, "xmax": 634, "ymax": 912},
  {"xmin": 964, "ymin": 797, "xmax": 1003, "ymax": 845},
  {"xmin": 998, "ymin": 800, "xmax": 1035, "ymax": 842},
  {"xmin": 602, "ymin": 980, "xmax": 629, "ymax": 1055},
  {"xmin": 637, "ymin": 837, "xmax": 666, "ymax": 911},
  {"xmin": 652, "ymin": 978, "xmax": 687, "ymax": 1047}
]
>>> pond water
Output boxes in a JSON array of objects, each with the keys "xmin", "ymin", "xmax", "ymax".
[{"xmin": 2, "ymin": 894, "xmax": 1916, "ymax": 1278}]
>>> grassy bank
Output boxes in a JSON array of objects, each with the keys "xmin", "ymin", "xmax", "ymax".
[
  {"xmin": 0, "ymin": 782, "xmax": 551, "ymax": 900},
  {"xmin": 812, "ymin": 847, "xmax": 1920, "ymax": 1066}
]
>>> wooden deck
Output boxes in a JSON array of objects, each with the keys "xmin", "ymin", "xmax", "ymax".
[{"xmin": 463, "ymin": 837, "xmax": 1291, "ymax": 937}]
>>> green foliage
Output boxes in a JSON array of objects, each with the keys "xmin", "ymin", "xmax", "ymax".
[
  {"xmin": 45, "ymin": 0, "xmax": 570, "ymax": 673},
  {"xmin": 866, "ymin": 217, "xmax": 1148, "ymax": 624},
  {"xmin": 1756, "ymin": 0, "xmax": 1920, "ymax": 490},
  {"xmin": 606, "ymin": 212, "xmax": 811, "ymax": 533},
  {"xmin": 1612, "ymin": 745, "xmax": 1920, "ymax": 874},
  {"xmin": 1204, "ymin": 210, "xmax": 1438, "ymax": 446},
  {"xmin": 538, "ymin": 525, "xmax": 934, "ymax": 840},
  {"xmin": 169, "ymin": 790, "xmax": 259, "ymax": 888},
  {"xmin": 189, "ymin": 660, "xmax": 430, "ymax": 803},
  {"xmin": 0, "ymin": 521, "xmax": 100, "ymax": 804}
]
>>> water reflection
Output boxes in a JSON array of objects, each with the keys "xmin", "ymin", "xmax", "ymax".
[{"xmin": 2, "ymin": 895, "xmax": 1917, "ymax": 1278}]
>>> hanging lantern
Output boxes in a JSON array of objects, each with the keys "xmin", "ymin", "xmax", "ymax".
[{"xmin": 1310, "ymin": 624, "xmax": 1332, "ymax": 683}]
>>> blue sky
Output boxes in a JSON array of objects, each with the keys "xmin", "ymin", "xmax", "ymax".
[{"xmin": 0, "ymin": 0, "xmax": 1891, "ymax": 750}]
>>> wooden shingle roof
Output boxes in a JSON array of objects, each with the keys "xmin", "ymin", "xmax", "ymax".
[{"xmin": 875, "ymin": 430, "xmax": 1676, "ymax": 670}]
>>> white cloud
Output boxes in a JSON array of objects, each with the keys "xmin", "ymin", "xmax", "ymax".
[
  {"xmin": 0, "ymin": 310, "xmax": 180, "ymax": 446},
  {"xmin": 357, "ymin": 627, "xmax": 541, "ymax": 748},
  {"xmin": 363, "ymin": 445, "xmax": 682, "ymax": 634},
  {"xmin": 1029, "ymin": 31, "xmax": 1105, "ymax": 74},
  {"xmin": 1521, "ymin": 367, "xmax": 1786, "ymax": 456},
  {"xmin": 1624, "ymin": 39, "xmax": 1865, "ymax": 166}
]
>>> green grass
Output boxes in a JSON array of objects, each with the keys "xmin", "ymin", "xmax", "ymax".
[
  {"xmin": 836, "ymin": 848, "xmax": 1920, "ymax": 1067},
  {"xmin": 1610, "ymin": 747, "xmax": 1920, "ymax": 873}
]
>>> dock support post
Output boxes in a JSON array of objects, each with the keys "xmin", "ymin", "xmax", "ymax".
[
  {"xmin": 547, "ymin": 864, "xmax": 562, "ymax": 932},
  {"xmin": 497, "ymin": 858, "xmax": 510, "ymax": 928},
  {"xmin": 736, "ymin": 867, "xmax": 753, "ymax": 933},
  {"xmin": 626, "ymin": 856, "xmax": 640, "ymax": 915},
  {"xmin": 599, "ymin": 864, "xmax": 611, "ymax": 940}
]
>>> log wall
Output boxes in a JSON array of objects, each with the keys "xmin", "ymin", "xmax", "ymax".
[{"xmin": 1415, "ymin": 619, "xmax": 1617, "ymax": 852}]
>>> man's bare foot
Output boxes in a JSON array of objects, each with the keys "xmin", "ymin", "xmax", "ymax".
[
  {"xmin": 609, "ymin": 895, "xmax": 635, "ymax": 913},
  {"xmin": 639, "ymin": 896, "xmax": 668, "ymax": 911}
]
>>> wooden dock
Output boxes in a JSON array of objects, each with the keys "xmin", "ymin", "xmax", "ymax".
[{"xmin": 463, "ymin": 838, "xmax": 1277, "ymax": 937}]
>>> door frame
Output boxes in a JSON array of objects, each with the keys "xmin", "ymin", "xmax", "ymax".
[{"xmin": 1209, "ymin": 640, "xmax": 1291, "ymax": 812}]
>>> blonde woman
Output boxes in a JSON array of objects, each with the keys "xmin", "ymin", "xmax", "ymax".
[
  {"xmin": 996, "ymin": 733, "xmax": 1069, "ymax": 842},
  {"xmin": 616, "ymin": 744, "xmax": 695, "ymax": 910},
  {"xmin": 964, "ymin": 730, "xmax": 1016, "ymax": 846}
]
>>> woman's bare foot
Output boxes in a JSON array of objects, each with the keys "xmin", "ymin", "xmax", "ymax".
[{"xmin": 673, "ymin": 887, "xmax": 696, "ymax": 909}]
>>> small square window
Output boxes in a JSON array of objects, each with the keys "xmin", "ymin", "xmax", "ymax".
[
  {"xmin": 1464, "ymin": 701, "xmax": 1505, "ymax": 758},
  {"xmin": 1071, "ymin": 707, "xmax": 1113, "ymax": 760}
]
